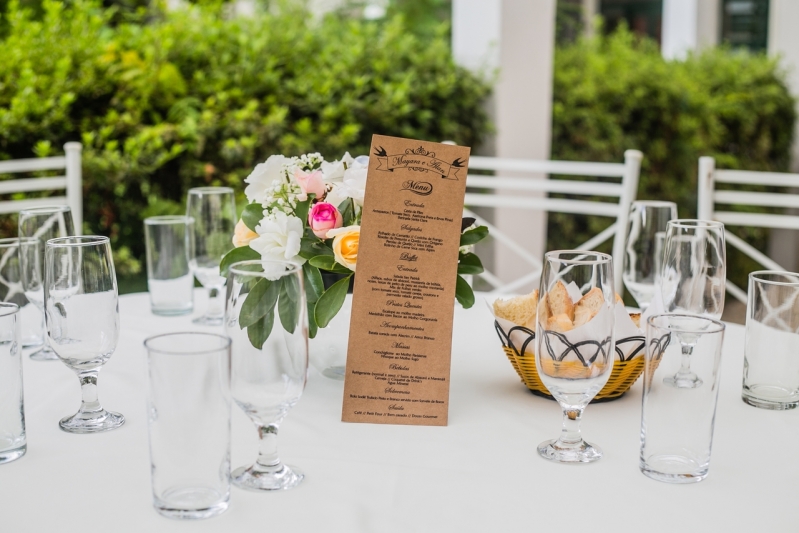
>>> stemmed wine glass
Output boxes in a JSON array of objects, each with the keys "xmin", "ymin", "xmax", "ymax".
[
  {"xmin": 225, "ymin": 260, "xmax": 308, "ymax": 491},
  {"xmin": 45, "ymin": 236, "xmax": 124, "ymax": 433},
  {"xmin": 623, "ymin": 201, "xmax": 677, "ymax": 310},
  {"xmin": 659, "ymin": 220, "xmax": 726, "ymax": 388},
  {"xmin": 19, "ymin": 206, "xmax": 75, "ymax": 361},
  {"xmin": 187, "ymin": 187, "xmax": 236, "ymax": 326},
  {"xmin": 535, "ymin": 251, "xmax": 616, "ymax": 464}
]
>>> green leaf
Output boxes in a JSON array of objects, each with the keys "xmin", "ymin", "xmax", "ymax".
[
  {"xmin": 293, "ymin": 195, "xmax": 314, "ymax": 226},
  {"xmin": 299, "ymin": 236, "xmax": 333, "ymax": 260},
  {"xmin": 278, "ymin": 275, "xmax": 300, "ymax": 333},
  {"xmin": 302, "ymin": 263, "xmax": 324, "ymax": 301},
  {"xmin": 338, "ymin": 198, "xmax": 355, "ymax": 226},
  {"xmin": 460, "ymin": 225, "xmax": 489, "ymax": 247},
  {"xmin": 247, "ymin": 310, "xmax": 274, "ymax": 350},
  {"xmin": 455, "ymin": 274, "xmax": 475, "ymax": 309},
  {"xmin": 457, "ymin": 252, "xmax": 484, "ymax": 275},
  {"xmin": 314, "ymin": 274, "xmax": 352, "ymax": 328},
  {"xmin": 220, "ymin": 246, "xmax": 260, "ymax": 278},
  {"xmin": 309, "ymin": 254, "xmax": 352, "ymax": 274},
  {"xmin": 239, "ymin": 278, "xmax": 280, "ymax": 329},
  {"xmin": 241, "ymin": 203, "xmax": 264, "ymax": 232}
]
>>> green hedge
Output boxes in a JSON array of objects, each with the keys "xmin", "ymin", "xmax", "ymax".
[
  {"xmin": 0, "ymin": 0, "xmax": 491, "ymax": 276},
  {"xmin": 550, "ymin": 28, "xmax": 797, "ymax": 290}
]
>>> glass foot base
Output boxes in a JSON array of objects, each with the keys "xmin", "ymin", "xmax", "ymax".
[
  {"xmin": 742, "ymin": 387, "xmax": 799, "ymax": 410},
  {"xmin": 29, "ymin": 347, "xmax": 59, "ymax": 361},
  {"xmin": 192, "ymin": 315, "xmax": 224, "ymax": 327},
  {"xmin": 232, "ymin": 463, "xmax": 304, "ymax": 492},
  {"xmin": 321, "ymin": 365, "xmax": 345, "ymax": 380},
  {"xmin": 640, "ymin": 456, "xmax": 707, "ymax": 483},
  {"xmin": 663, "ymin": 372, "xmax": 703, "ymax": 389},
  {"xmin": 537, "ymin": 439, "xmax": 603, "ymax": 464},
  {"xmin": 0, "ymin": 445, "xmax": 26, "ymax": 464},
  {"xmin": 59, "ymin": 409, "xmax": 125, "ymax": 434},
  {"xmin": 154, "ymin": 488, "xmax": 229, "ymax": 520}
]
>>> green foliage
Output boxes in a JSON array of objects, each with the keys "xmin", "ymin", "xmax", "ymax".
[
  {"xmin": 0, "ymin": 0, "xmax": 491, "ymax": 283},
  {"xmin": 550, "ymin": 27, "xmax": 797, "ymax": 290}
]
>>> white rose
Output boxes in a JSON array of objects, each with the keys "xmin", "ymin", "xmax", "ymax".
[
  {"xmin": 338, "ymin": 155, "xmax": 369, "ymax": 205},
  {"xmin": 248, "ymin": 211, "xmax": 306, "ymax": 264},
  {"xmin": 244, "ymin": 155, "xmax": 288, "ymax": 205},
  {"xmin": 320, "ymin": 152, "xmax": 355, "ymax": 183}
]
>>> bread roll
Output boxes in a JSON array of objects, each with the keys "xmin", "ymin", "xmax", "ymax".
[
  {"xmin": 547, "ymin": 280, "xmax": 574, "ymax": 321},
  {"xmin": 493, "ymin": 290, "xmax": 539, "ymax": 328},
  {"xmin": 574, "ymin": 287, "xmax": 605, "ymax": 327},
  {"xmin": 630, "ymin": 313, "xmax": 641, "ymax": 329},
  {"xmin": 547, "ymin": 313, "xmax": 574, "ymax": 333}
]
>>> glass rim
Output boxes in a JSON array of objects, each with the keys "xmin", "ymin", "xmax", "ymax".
[
  {"xmin": 749, "ymin": 270, "xmax": 799, "ymax": 286},
  {"xmin": 46, "ymin": 236, "xmax": 110, "ymax": 248},
  {"xmin": 144, "ymin": 215, "xmax": 195, "ymax": 225},
  {"xmin": 187, "ymin": 186, "xmax": 234, "ymax": 194},
  {"xmin": 631, "ymin": 200, "xmax": 678, "ymax": 208},
  {"xmin": 544, "ymin": 250, "xmax": 612, "ymax": 265},
  {"xmin": 0, "ymin": 237, "xmax": 38, "ymax": 247},
  {"xmin": 0, "ymin": 302, "xmax": 20, "ymax": 318},
  {"xmin": 646, "ymin": 313, "xmax": 726, "ymax": 335},
  {"xmin": 18, "ymin": 205, "xmax": 72, "ymax": 216},
  {"xmin": 144, "ymin": 331, "xmax": 231, "ymax": 355},
  {"xmin": 666, "ymin": 219, "xmax": 724, "ymax": 229},
  {"xmin": 228, "ymin": 259, "xmax": 302, "ymax": 277}
]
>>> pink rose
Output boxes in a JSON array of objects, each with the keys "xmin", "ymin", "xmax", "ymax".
[
  {"xmin": 294, "ymin": 169, "xmax": 326, "ymax": 200},
  {"xmin": 308, "ymin": 202, "xmax": 343, "ymax": 239}
]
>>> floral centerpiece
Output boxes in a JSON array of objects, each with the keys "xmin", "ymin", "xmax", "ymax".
[{"xmin": 220, "ymin": 151, "xmax": 488, "ymax": 346}]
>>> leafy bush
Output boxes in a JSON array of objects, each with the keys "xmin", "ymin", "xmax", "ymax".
[
  {"xmin": 550, "ymin": 28, "xmax": 797, "ymax": 290},
  {"xmin": 0, "ymin": 0, "xmax": 491, "ymax": 278}
]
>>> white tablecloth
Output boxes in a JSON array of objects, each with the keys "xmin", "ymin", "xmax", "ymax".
[{"xmin": 1, "ymin": 290, "xmax": 796, "ymax": 532}]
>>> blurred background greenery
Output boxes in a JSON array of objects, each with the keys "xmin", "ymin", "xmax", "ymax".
[{"xmin": 0, "ymin": 0, "xmax": 795, "ymax": 294}]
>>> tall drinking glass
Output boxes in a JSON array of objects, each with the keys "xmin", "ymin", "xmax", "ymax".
[
  {"xmin": 535, "ymin": 251, "xmax": 616, "ymax": 463},
  {"xmin": 19, "ymin": 205, "xmax": 75, "ymax": 361},
  {"xmin": 145, "ymin": 332, "xmax": 231, "ymax": 519},
  {"xmin": 660, "ymin": 220, "xmax": 725, "ymax": 388},
  {"xmin": 144, "ymin": 216, "xmax": 195, "ymax": 316},
  {"xmin": 641, "ymin": 314, "xmax": 725, "ymax": 483},
  {"xmin": 225, "ymin": 260, "xmax": 308, "ymax": 491},
  {"xmin": 45, "ymin": 236, "xmax": 124, "ymax": 433},
  {"xmin": 0, "ymin": 238, "xmax": 43, "ymax": 347},
  {"xmin": 742, "ymin": 271, "xmax": 799, "ymax": 409},
  {"xmin": 0, "ymin": 303, "xmax": 24, "ymax": 464},
  {"xmin": 187, "ymin": 188, "xmax": 236, "ymax": 326},
  {"xmin": 622, "ymin": 200, "xmax": 677, "ymax": 310}
]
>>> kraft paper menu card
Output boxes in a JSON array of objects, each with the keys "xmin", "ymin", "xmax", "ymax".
[{"xmin": 341, "ymin": 135, "xmax": 470, "ymax": 426}]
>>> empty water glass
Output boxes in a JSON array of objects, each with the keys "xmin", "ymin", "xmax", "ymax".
[
  {"xmin": 0, "ymin": 303, "xmax": 24, "ymax": 464},
  {"xmin": 144, "ymin": 332, "xmax": 231, "ymax": 519},
  {"xmin": 144, "ymin": 216, "xmax": 195, "ymax": 316},
  {"xmin": 0, "ymin": 238, "xmax": 43, "ymax": 347},
  {"xmin": 641, "ymin": 314, "xmax": 725, "ymax": 483},
  {"xmin": 742, "ymin": 271, "xmax": 799, "ymax": 409}
]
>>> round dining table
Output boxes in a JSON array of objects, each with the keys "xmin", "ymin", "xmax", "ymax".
[{"xmin": 1, "ymin": 290, "xmax": 796, "ymax": 532}]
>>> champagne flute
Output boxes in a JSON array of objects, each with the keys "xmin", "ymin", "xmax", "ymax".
[
  {"xmin": 659, "ymin": 220, "xmax": 726, "ymax": 388},
  {"xmin": 225, "ymin": 260, "xmax": 308, "ymax": 491},
  {"xmin": 19, "ymin": 206, "xmax": 75, "ymax": 361},
  {"xmin": 45, "ymin": 236, "xmax": 124, "ymax": 433},
  {"xmin": 622, "ymin": 201, "xmax": 677, "ymax": 310},
  {"xmin": 536, "ymin": 251, "xmax": 615, "ymax": 464},
  {"xmin": 187, "ymin": 187, "xmax": 236, "ymax": 326}
]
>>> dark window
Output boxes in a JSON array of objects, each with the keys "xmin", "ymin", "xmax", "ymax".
[
  {"xmin": 599, "ymin": 0, "xmax": 663, "ymax": 43},
  {"xmin": 720, "ymin": 0, "xmax": 770, "ymax": 51}
]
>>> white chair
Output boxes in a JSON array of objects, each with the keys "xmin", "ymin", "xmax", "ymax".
[
  {"xmin": 464, "ymin": 149, "xmax": 643, "ymax": 294},
  {"xmin": 0, "ymin": 142, "xmax": 83, "ymax": 232},
  {"xmin": 698, "ymin": 156, "xmax": 799, "ymax": 303}
]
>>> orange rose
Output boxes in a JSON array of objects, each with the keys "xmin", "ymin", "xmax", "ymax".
[
  {"xmin": 326, "ymin": 225, "xmax": 359, "ymax": 272},
  {"xmin": 232, "ymin": 219, "xmax": 258, "ymax": 247}
]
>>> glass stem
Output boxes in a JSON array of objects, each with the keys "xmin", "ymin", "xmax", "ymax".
[
  {"xmin": 39, "ymin": 307, "xmax": 52, "ymax": 352},
  {"xmin": 559, "ymin": 407, "xmax": 584, "ymax": 446},
  {"xmin": 254, "ymin": 424, "xmax": 282, "ymax": 473},
  {"xmin": 677, "ymin": 344, "xmax": 694, "ymax": 376},
  {"xmin": 79, "ymin": 371, "xmax": 102, "ymax": 415},
  {"xmin": 207, "ymin": 287, "xmax": 224, "ymax": 318}
]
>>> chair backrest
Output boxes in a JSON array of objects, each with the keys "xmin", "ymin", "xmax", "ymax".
[
  {"xmin": 0, "ymin": 142, "xmax": 83, "ymax": 232},
  {"xmin": 697, "ymin": 156, "xmax": 799, "ymax": 303},
  {"xmin": 464, "ymin": 149, "xmax": 642, "ymax": 294}
]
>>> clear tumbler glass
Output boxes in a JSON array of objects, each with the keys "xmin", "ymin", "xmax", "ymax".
[
  {"xmin": 144, "ymin": 216, "xmax": 195, "ymax": 316},
  {"xmin": 641, "ymin": 314, "xmax": 725, "ymax": 483},
  {"xmin": 144, "ymin": 332, "xmax": 231, "ymax": 520},
  {"xmin": 0, "ymin": 237, "xmax": 43, "ymax": 347},
  {"xmin": 742, "ymin": 271, "xmax": 799, "ymax": 409},
  {"xmin": 0, "ymin": 303, "xmax": 24, "ymax": 464}
]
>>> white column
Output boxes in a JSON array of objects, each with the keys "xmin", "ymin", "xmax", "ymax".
[
  {"xmin": 696, "ymin": 0, "xmax": 720, "ymax": 50},
  {"xmin": 661, "ymin": 0, "xmax": 698, "ymax": 59}
]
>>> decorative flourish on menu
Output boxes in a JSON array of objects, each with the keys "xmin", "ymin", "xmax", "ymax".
[{"xmin": 341, "ymin": 135, "xmax": 471, "ymax": 426}]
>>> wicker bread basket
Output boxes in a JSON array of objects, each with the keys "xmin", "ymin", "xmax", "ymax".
[{"xmin": 495, "ymin": 321, "xmax": 649, "ymax": 402}]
